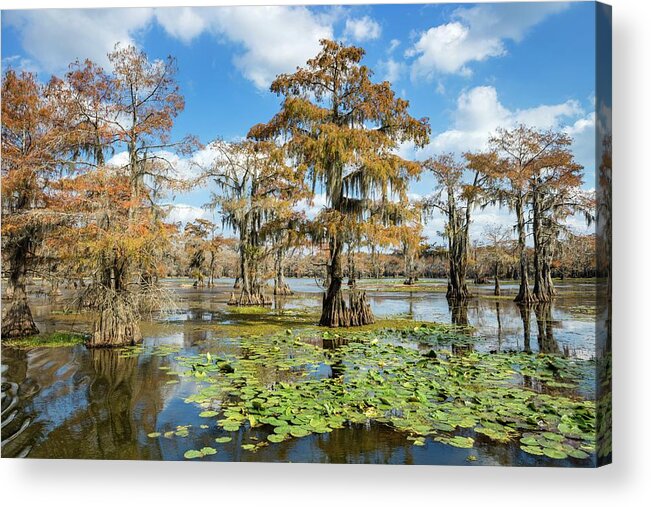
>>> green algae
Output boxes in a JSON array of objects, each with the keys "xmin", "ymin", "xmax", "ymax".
[{"xmin": 3, "ymin": 331, "xmax": 89, "ymax": 349}]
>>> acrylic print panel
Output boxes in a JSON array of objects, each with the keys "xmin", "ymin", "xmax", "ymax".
[{"xmin": 0, "ymin": 2, "xmax": 611, "ymax": 467}]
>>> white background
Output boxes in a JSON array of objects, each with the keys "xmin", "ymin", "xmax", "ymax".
[{"xmin": 1, "ymin": 0, "xmax": 649, "ymax": 505}]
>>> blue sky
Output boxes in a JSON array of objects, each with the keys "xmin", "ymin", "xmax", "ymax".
[{"xmin": 1, "ymin": 2, "xmax": 599, "ymax": 242}]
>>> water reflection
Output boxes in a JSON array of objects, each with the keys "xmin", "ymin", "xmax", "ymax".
[
  {"xmin": 534, "ymin": 303, "xmax": 561, "ymax": 355},
  {"xmin": 448, "ymin": 299, "xmax": 469, "ymax": 327},
  {"xmin": 519, "ymin": 304, "xmax": 532, "ymax": 353},
  {"xmin": 361, "ymin": 281, "xmax": 595, "ymax": 359}
]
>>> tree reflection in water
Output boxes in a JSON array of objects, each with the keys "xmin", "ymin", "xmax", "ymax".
[
  {"xmin": 534, "ymin": 303, "xmax": 561, "ymax": 355},
  {"xmin": 448, "ymin": 298, "xmax": 469, "ymax": 327}
]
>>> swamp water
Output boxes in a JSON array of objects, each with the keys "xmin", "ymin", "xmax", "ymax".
[{"xmin": 1, "ymin": 278, "xmax": 598, "ymax": 465}]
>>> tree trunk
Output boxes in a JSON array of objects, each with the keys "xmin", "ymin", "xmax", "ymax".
[
  {"xmin": 514, "ymin": 195, "xmax": 534, "ymax": 304},
  {"xmin": 229, "ymin": 245, "xmax": 271, "ymax": 306},
  {"xmin": 533, "ymin": 238, "xmax": 556, "ymax": 302},
  {"xmin": 403, "ymin": 245, "xmax": 415, "ymax": 285},
  {"xmin": 319, "ymin": 236, "xmax": 373, "ymax": 327},
  {"xmin": 446, "ymin": 190, "xmax": 470, "ymax": 301},
  {"xmin": 2, "ymin": 292, "xmax": 39, "ymax": 339},
  {"xmin": 208, "ymin": 252, "xmax": 215, "ymax": 287},
  {"xmin": 493, "ymin": 263, "xmax": 501, "ymax": 296},
  {"xmin": 347, "ymin": 243, "xmax": 357, "ymax": 288},
  {"xmin": 447, "ymin": 253, "xmax": 470, "ymax": 300},
  {"xmin": 89, "ymin": 300, "xmax": 141, "ymax": 348},
  {"xmin": 2, "ymin": 239, "xmax": 39, "ymax": 339},
  {"xmin": 273, "ymin": 248, "xmax": 293, "ymax": 295}
]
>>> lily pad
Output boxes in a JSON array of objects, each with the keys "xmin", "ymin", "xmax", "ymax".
[
  {"xmin": 542, "ymin": 448, "xmax": 569, "ymax": 459},
  {"xmin": 412, "ymin": 437, "xmax": 426, "ymax": 446},
  {"xmin": 290, "ymin": 426, "xmax": 312, "ymax": 438},
  {"xmin": 183, "ymin": 449, "xmax": 204, "ymax": 459},
  {"xmin": 521, "ymin": 445, "xmax": 544, "ymax": 456},
  {"xmin": 567, "ymin": 448, "xmax": 590, "ymax": 459}
]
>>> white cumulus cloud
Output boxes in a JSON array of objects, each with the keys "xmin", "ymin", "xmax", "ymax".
[
  {"xmin": 5, "ymin": 6, "xmax": 335, "ymax": 91},
  {"xmin": 407, "ymin": 2, "xmax": 569, "ymax": 79},
  {"xmin": 415, "ymin": 86, "xmax": 593, "ymax": 162},
  {"xmin": 154, "ymin": 6, "xmax": 334, "ymax": 90},
  {"xmin": 3, "ymin": 8, "xmax": 154, "ymax": 72},
  {"xmin": 344, "ymin": 16, "xmax": 381, "ymax": 42},
  {"xmin": 164, "ymin": 203, "xmax": 211, "ymax": 225}
]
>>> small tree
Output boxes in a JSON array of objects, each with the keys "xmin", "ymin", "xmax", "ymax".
[
  {"xmin": 184, "ymin": 219, "xmax": 211, "ymax": 287},
  {"xmin": 207, "ymin": 139, "xmax": 305, "ymax": 305},
  {"xmin": 424, "ymin": 154, "xmax": 488, "ymax": 301},
  {"xmin": 482, "ymin": 224, "xmax": 514, "ymax": 296},
  {"xmin": 249, "ymin": 39, "xmax": 430, "ymax": 327},
  {"xmin": 395, "ymin": 202, "xmax": 424, "ymax": 285}
]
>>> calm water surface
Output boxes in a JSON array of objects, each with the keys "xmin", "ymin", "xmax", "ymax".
[{"xmin": 1, "ymin": 278, "xmax": 597, "ymax": 465}]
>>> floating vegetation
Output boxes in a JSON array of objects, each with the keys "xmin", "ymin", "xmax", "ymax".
[
  {"xmin": 226, "ymin": 306, "xmax": 273, "ymax": 315},
  {"xmin": 183, "ymin": 447, "xmax": 217, "ymax": 459},
  {"xmin": 173, "ymin": 326, "xmax": 596, "ymax": 462},
  {"xmin": 388, "ymin": 323, "xmax": 476, "ymax": 347},
  {"xmin": 3, "ymin": 331, "xmax": 89, "ymax": 349}
]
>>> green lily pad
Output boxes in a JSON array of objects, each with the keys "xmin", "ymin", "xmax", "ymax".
[
  {"xmin": 290, "ymin": 426, "xmax": 311, "ymax": 438},
  {"xmin": 567, "ymin": 448, "xmax": 590, "ymax": 459},
  {"xmin": 521, "ymin": 445, "xmax": 544, "ymax": 456},
  {"xmin": 542, "ymin": 448, "xmax": 569, "ymax": 459},
  {"xmin": 520, "ymin": 436, "xmax": 539, "ymax": 446},
  {"xmin": 199, "ymin": 410, "xmax": 219, "ymax": 418},
  {"xmin": 183, "ymin": 449, "xmax": 204, "ymax": 459},
  {"xmin": 412, "ymin": 437, "xmax": 426, "ymax": 446},
  {"xmin": 267, "ymin": 434, "xmax": 286, "ymax": 443},
  {"xmin": 147, "ymin": 432, "xmax": 161, "ymax": 438},
  {"xmin": 215, "ymin": 436, "xmax": 232, "ymax": 443},
  {"xmin": 274, "ymin": 425, "xmax": 291, "ymax": 435}
]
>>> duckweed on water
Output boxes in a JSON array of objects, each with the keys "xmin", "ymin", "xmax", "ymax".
[
  {"xmin": 173, "ymin": 326, "xmax": 596, "ymax": 461},
  {"xmin": 4, "ymin": 331, "xmax": 89, "ymax": 349}
]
